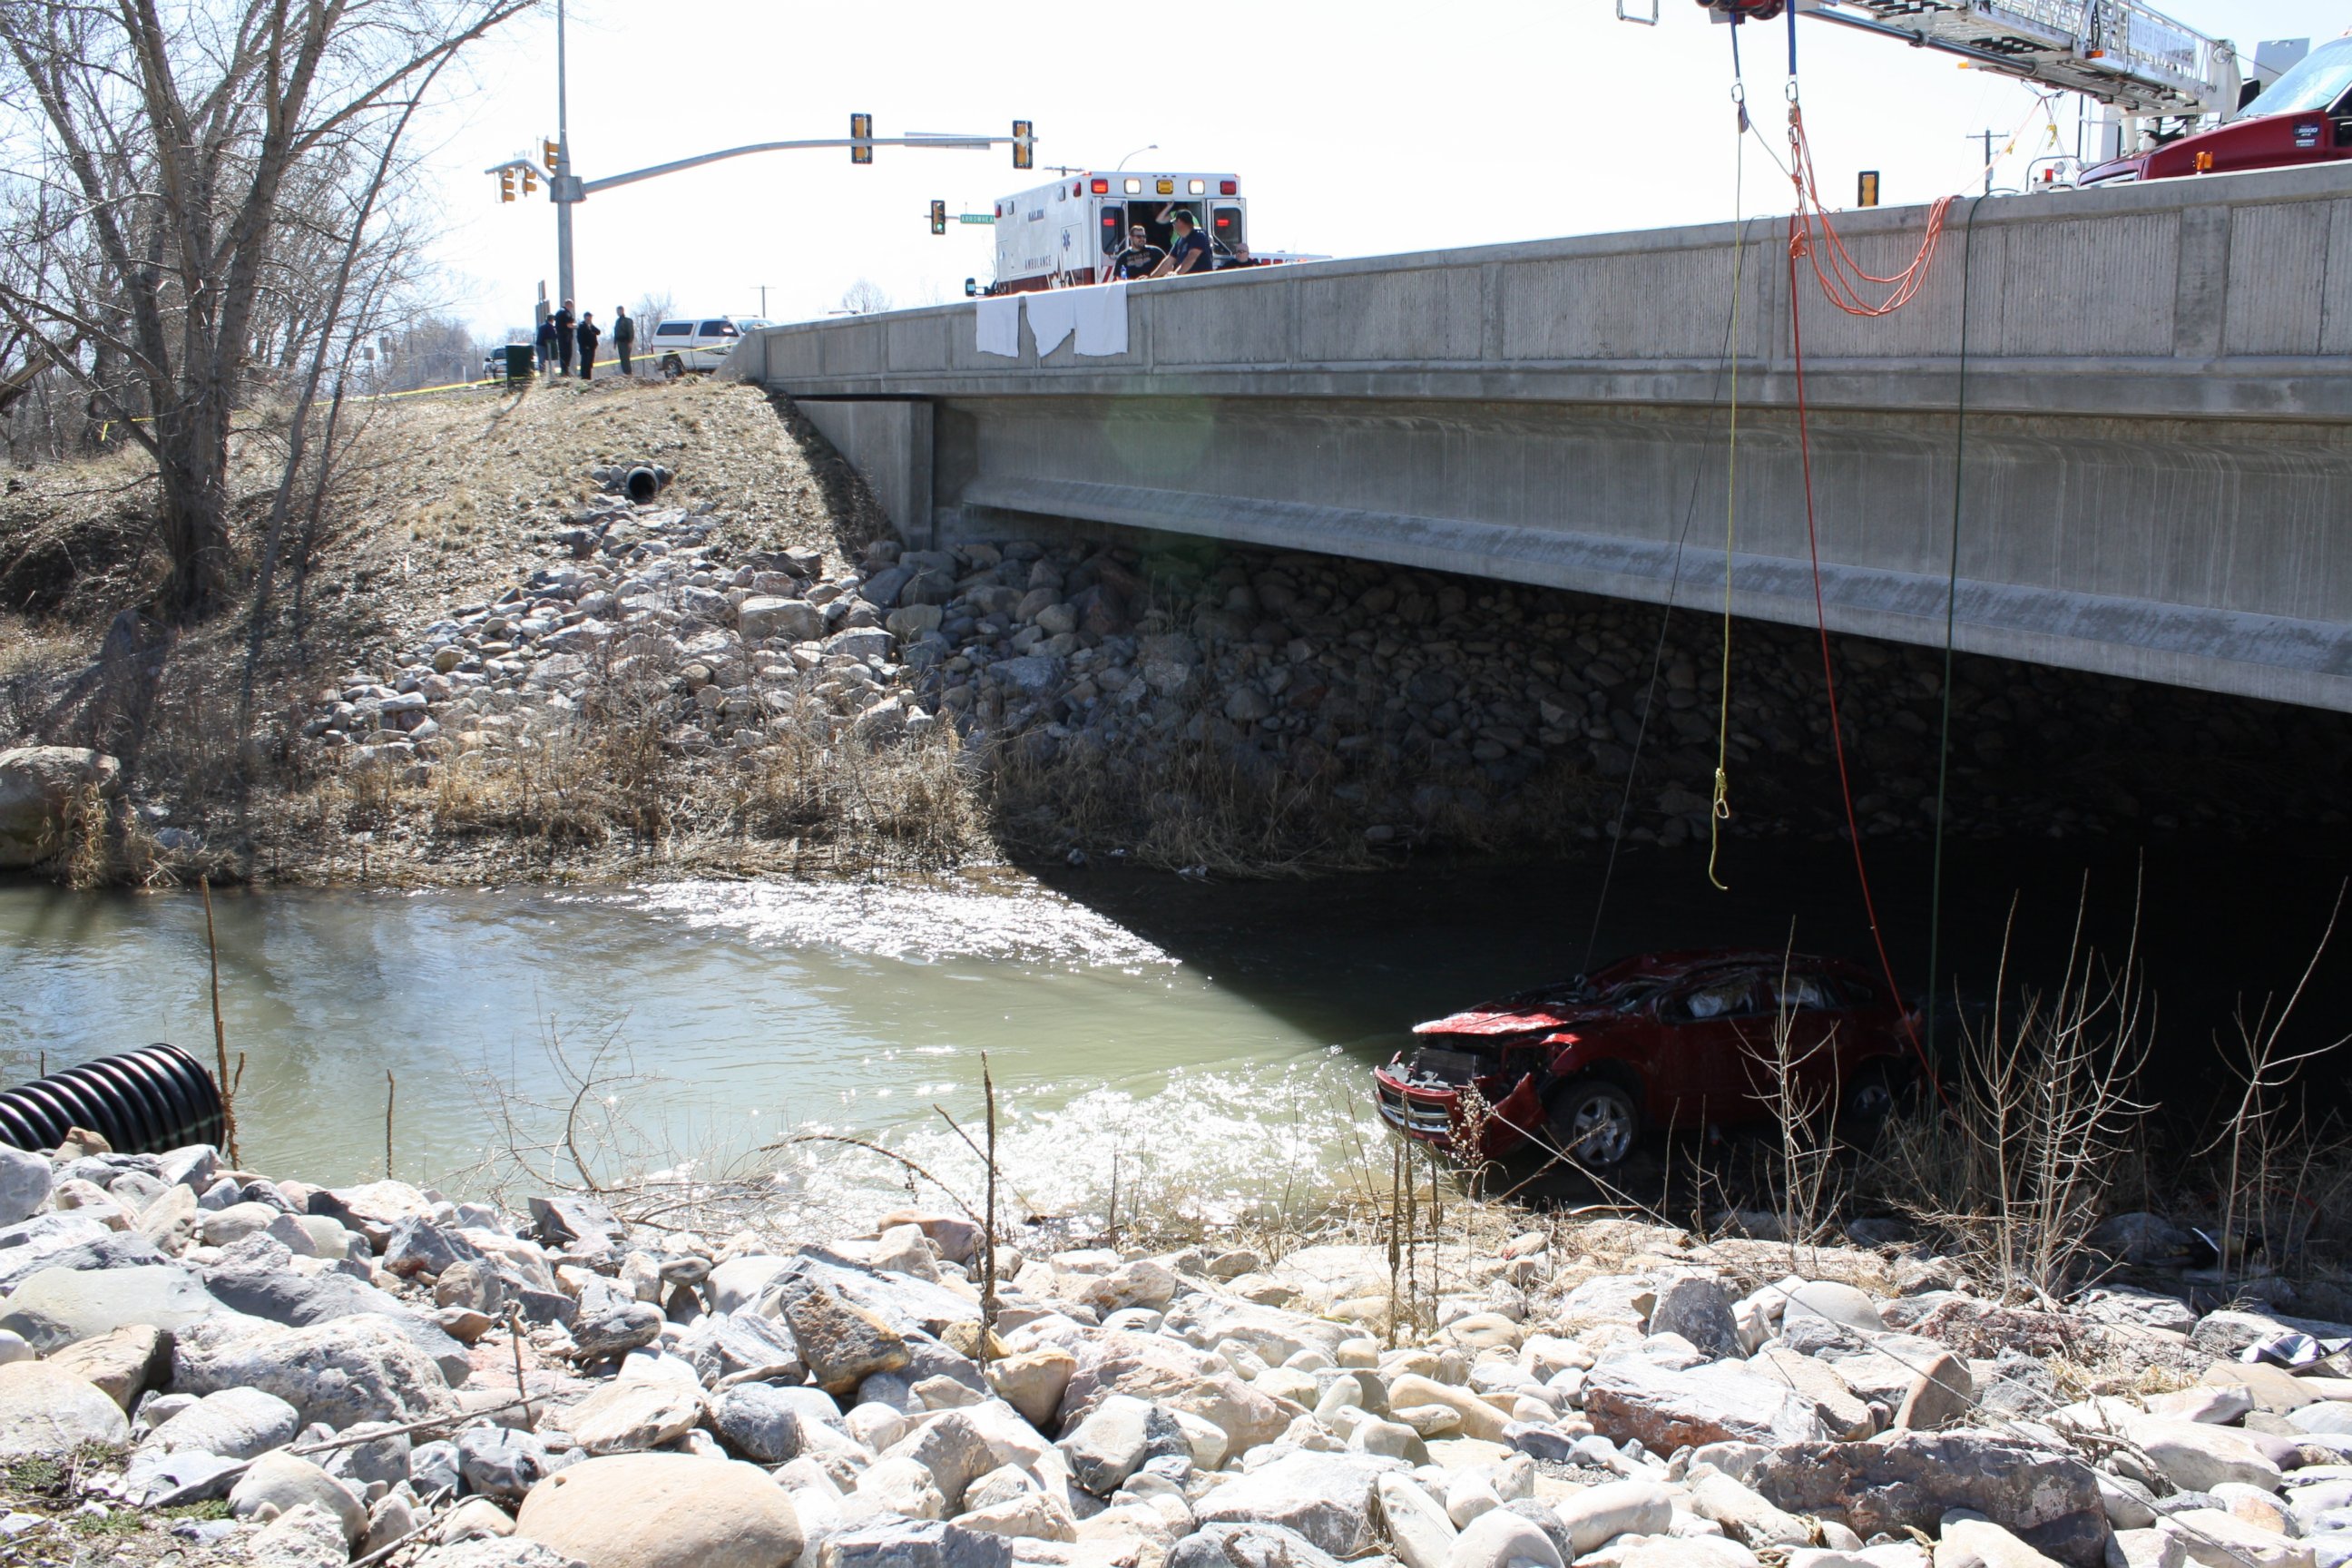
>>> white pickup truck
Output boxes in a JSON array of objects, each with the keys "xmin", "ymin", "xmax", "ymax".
[{"xmin": 646, "ymin": 315, "xmax": 770, "ymax": 377}]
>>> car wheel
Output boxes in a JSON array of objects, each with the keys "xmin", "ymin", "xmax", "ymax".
[
  {"xmin": 1837, "ymin": 1060, "xmax": 1914, "ymax": 1144},
  {"xmin": 1546, "ymin": 1078, "xmax": 1640, "ymax": 1171},
  {"xmin": 661, "ymin": 354, "xmax": 684, "ymax": 379}
]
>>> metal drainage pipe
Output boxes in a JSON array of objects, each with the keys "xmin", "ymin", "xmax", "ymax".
[{"xmin": 0, "ymin": 1044, "xmax": 225, "ymax": 1156}]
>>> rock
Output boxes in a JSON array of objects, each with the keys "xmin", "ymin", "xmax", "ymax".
[
  {"xmin": 986, "ymin": 1348, "xmax": 1076, "ymax": 1428},
  {"xmin": 560, "ymin": 1377, "xmax": 704, "ymax": 1455},
  {"xmin": 2127, "ymin": 1416, "xmax": 2285, "ymax": 1493},
  {"xmin": 783, "ymin": 1285, "xmax": 909, "ymax": 1395},
  {"xmin": 1752, "ymin": 1345, "xmax": 1876, "ymax": 1439},
  {"xmin": 2109, "ymin": 1531, "xmax": 2185, "ymax": 1568},
  {"xmin": 1739, "ymin": 1434, "xmax": 2106, "ymax": 1567},
  {"xmin": 1781, "ymin": 1283, "xmax": 1885, "ymax": 1339},
  {"xmin": 321, "ymin": 1421, "xmax": 412, "ymax": 1493},
  {"xmin": 0, "ymin": 1262, "xmax": 220, "ymax": 1350},
  {"xmin": 1936, "ymin": 1517, "xmax": 2067, "ymax": 1568},
  {"xmin": 1651, "ymin": 1279, "xmax": 1743, "ymax": 1361},
  {"xmin": 1553, "ymin": 1482, "xmax": 1676, "ymax": 1555},
  {"xmin": 412, "ymin": 1542, "xmax": 591, "ymax": 1568},
  {"xmin": 953, "ymin": 1491, "xmax": 1076, "ymax": 1543},
  {"xmin": 566, "ymin": 1296, "xmax": 663, "ymax": 1363},
  {"xmin": 524, "ymin": 1195, "xmax": 625, "ymax": 1261},
  {"xmin": 710, "ymin": 1381, "xmax": 818, "ymax": 1464},
  {"xmin": 1390, "ymin": 1372, "xmax": 1513, "ymax": 1443},
  {"xmin": 0, "ymin": 746, "xmax": 119, "ymax": 868},
  {"xmin": 1192, "ymin": 1450, "xmax": 1402, "ymax": 1557},
  {"xmin": 200, "ymin": 1235, "xmax": 471, "ymax": 1382},
  {"xmin": 45, "ymin": 1322, "xmax": 168, "ymax": 1409},
  {"xmin": 2087, "ymin": 1214, "xmax": 2196, "ymax": 1265},
  {"xmin": 2290, "ymin": 1404, "xmax": 2352, "ymax": 1436},
  {"xmin": 119, "ymin": 1448, "xmax": 250, "ymax": 1507},
  {"xmin": 1170, "ymin": 1522, "xmax": 1348, "ymax": 1568},
  {"xmin": 143, "ymin": 1385, "xmax": 302, "ymax": 1457},
  {"xmin": 1378, "ymin": 1473, "xmax": 1459, "ymax": 1568},
  {"xmin": 853, "ymin": 1455, "xmax": 947, "ymax": 1520},
  {"xmin": 1583, "ymin": 1359, "xmax": 1826, "ymax": 1450},
  {"xmin": 248, "ymin": 1502, "xmax": 353, "ymax": 1568},
  {"xmin": 309, "ymin": 1180, "xmax": 436, "ymax": 1249},
  {"xmin": 2160, "ymin": 1510, "xmax": 2314, "ymax": 1568},
  {"xmin": 0, "ymin": 1146, "xmax": 53, "ymax": 1226},
  {"xmin": 1078, "ymin": 1259, "xmax": 1181, "ymax": 1315},
  {"xmin": 515, "ymin": 1454, "xmax": 805, "ymax": 1568},
  {"xmin": 230, "ymin": 1452, "xmax": 368, "ymax": 1546},
  {"xmin": 881, "ymin": 1409, "xmax": 1001, "ymax": 1512},
  {"xmin": 1689, "ymin": 1470, "xmax": 1814, "ymax": 1547},
  {"xmin": 821, "ymin": 1517, "xmax": 1014, "ymax": 1568},
  {"xmin": 200, "ymin": 1200, "xmax": 284, "ymax": 1247},
  {"xmin": 441, "ymin": 1497, "xmax": 520, "ymax": 1542},
  {"xmin": 1448, "ymin": 1507, "xmax": 1566, "ymax": 1568},
  {"xmin": 458, "ymin": 1426, "xmax": 549, "ymax": 1503},
  {"xmin": 437, "ymin": 1260, "xmax": 509, "ymax": 1316},
  {"xmin": 139, "ymin": 1184, "xmax": 201, "ymax": 1252},
  {"xmin": 172, "ymin": 1314, "xmax": 461, "ymax": 1429},
  {"xmin": 739, "ymin": 596, "xmax": 826, "ymax": 645},
  {"xmin": 1894, "ymin": 1352, "xmax": 1974, "ymax": 1431},
  {"xmin": 2200, "ymin": 1364, "xmax": 2325, "ymax": 1416},
  {"xmin": 1059, "ymin": 1393, "xmax": 1188, "ymax": 1494},
  {"xmin": 384, "ymin": 1216, "xmax": 488, "ymax": 1279},
  {"xmin": 0, "ymin": 1360, "xmax": 130, "ymax": 1456}
]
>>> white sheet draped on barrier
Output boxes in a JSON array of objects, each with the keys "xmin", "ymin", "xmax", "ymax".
[
  {"xmin": 1072, "ymin": 284, "xmax": 1130, "ymax": 357},
  {"xmin": 1025, "ymin": 289, "xmax": 1078, "ymax": 358},
  {"xmin": 975, "ymin": 295, "xmax": 1021, "ymax": 358}
]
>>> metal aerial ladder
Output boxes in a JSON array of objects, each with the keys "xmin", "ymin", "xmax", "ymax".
[{"xmin": 1791, "ymin": 0, "xmax": 2240, "ymax": 117}]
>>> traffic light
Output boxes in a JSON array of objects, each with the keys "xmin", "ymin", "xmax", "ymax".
[
  {"xmin": 850, "ymin": 113, "xmax": 873, "ymax": 165},
  {"xmin": 1011, "ymin": 119, "xmax": 1034, "ymax": 170},
  {"xmin": 543, "ymin": 138, "xmax": 562, "ymax": 176},
  {"xmin": 929, "ymin": 200, "xmax": 946, "ymax": 236},
  {"xmin": 521, "ymin": 166, "xmax": 538, "ymax": 195},
  {"xmin": 499, "ymin": 168, "xmax": 515, "ymax": 202}
]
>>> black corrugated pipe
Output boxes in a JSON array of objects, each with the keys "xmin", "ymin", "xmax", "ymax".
[{"xmin": 0, "ymin": 1044, "xmax": 224, "ymax": 1156}]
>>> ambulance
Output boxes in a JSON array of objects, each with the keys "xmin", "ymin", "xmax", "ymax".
[{"xmin": 988, "ymin": 170, "xmax": 1249, "ymax": 293}]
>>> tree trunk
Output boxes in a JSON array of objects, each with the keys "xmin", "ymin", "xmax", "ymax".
[{"xmin": 152, "ymin": 391, "xmax": 234, "ymax": 618}]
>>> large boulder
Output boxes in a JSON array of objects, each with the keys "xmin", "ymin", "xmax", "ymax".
[
  {"xmin": 140, "ymin": 1386, "xmax": 302, "ymax": 1458},
  {"xmin": 201, "ymin": 1235, "xmax": 470, "ymax": 1382},
  {"xmin": 1736, "ymin": 1434, "xmax": 2106, "ymax": 1566},
  {"xmin": 821, "ymin": 1517, "xmax": 1013, "ymax": 1568},
  {"xmin": 1170, "ymin": 1522, "xmax": 1349, "ymax": 1568},
  {"xmin": 230, "ymin": 1453, "xmax": 368, "ymax": 1546},
  {"xmin": 1583, "ymin": 1359, "xmax": 1827, "ymax": 1450},
  {"xmin": 0, "ymin": 1361, "xmax": 130, "ymax": 1457},
  {"xmin": 514, "ymin": 1454, "xmax": 804, "ymax": 1568},
  {"xmin": 172, "ymin": 1314, "xmax": 460, "ymax": 1429},
  {"xmin": 0, "ymin": 746, "xmax": 118, "ymax": 868},
  {"xmin": 1191, "ymin": 1450, "xmax": 1405, "ymax": 1557},
  {"xmin": 780, "ymin": 1285, "xmax": 908, "ymax": 1396},
  {"xmin": 0, "ymin": 1146, "xmax": 53, "ymax": 1227},
  {"xmin": 1649, "ymin": 1278, "xmax": 1743, "ymax": 1361},
  {"xmin": 0, "ymin": 1262, "xmax": 222, "ymax": 1350},
  {"xmin": 562, "ymin": 1378, "xmax": 706, "ymax": 1455}
]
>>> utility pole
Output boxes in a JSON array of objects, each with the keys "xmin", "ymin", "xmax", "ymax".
[
  {"xmin": 756, "ymin": 285, "xmax": 775, "ymax": 317},
  {"xmin": 554, "ymin": 0, "xmax": 574, "ymax": 309},
  {"xmin": 1967, "ymin": 128, "xmax": 2000, "ymax": 195}
]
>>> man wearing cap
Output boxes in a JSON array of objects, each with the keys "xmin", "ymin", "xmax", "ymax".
[{"xmin": 1152, "ymin": 211, "xmax": 1214, "ymax": 279}]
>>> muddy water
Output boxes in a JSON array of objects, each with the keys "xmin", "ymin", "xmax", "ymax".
[{"xmin": 3, "ymin": 833, "xmax": 2346, "ymax": 1219}]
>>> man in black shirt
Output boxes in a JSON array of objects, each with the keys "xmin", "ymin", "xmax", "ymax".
[
  {"xmin": 1103, "ymin": 224, "xmax": 1163, "ymax": 282},
  {"xmin": 552, "ymin": 299, "xmax": 576, "ymax": 375},
  {"xmin": 1154, "ymin": 210, "xmax": 1214, "ymax": 279}
]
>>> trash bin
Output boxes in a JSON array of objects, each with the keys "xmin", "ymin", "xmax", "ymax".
[{"xmin": 502, "ymin": 343, "xmax": 534, "ymax": 382}]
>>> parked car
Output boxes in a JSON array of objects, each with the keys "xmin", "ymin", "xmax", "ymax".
[
  {"xmin": 1371, "ymin": 949, "xmax": 1919, "ymax": 1170},
  {"xmin": 647, "ymin": 316, "xmax": 767, "ymax": 377}
]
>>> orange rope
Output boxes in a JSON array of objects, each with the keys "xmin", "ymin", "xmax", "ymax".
[{"xmin": 1786, "ymin": 105, "xmax": 1956, "ymax": 318}]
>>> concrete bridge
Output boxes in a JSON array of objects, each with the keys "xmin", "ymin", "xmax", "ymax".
[{"xmin": 737, "ymin": 163, "xmax": 2352, "ymax": 713}]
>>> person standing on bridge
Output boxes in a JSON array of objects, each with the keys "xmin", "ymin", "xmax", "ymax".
[
  {"xmin": 553, "ymin": 299, "xmax": 576, "ymax": 377},
  {"xmin": 575, "ymin": 311, "xmax": 600, "ymax": 381},
  {"xmin": 534, "ymin": 313, "xmax": 556, "ymax": 374},
  {"xmin": 1153, "ymin": 210, "xmax": 1214, "ymax": 279},
  {"xmin": 1104, "ymin": 223, "xmax": 1164, "ymax": 283},
  {"xmin": 612, "ymin": 307, "xmax": 634, "ymax": 377}
]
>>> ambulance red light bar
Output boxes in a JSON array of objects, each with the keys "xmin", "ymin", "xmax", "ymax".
[{"xmin": 1091, "ymin": 178, "xmax": 1109, "ymax": 193}]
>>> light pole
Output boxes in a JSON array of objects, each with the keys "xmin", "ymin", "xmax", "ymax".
[
  {"xmin": 1115, "ymin": 143, "xmax": 1158, "ymax": 170},
  {"xmin": 554, "ymin": 0, "xmax": 573, "ymax": 309}
]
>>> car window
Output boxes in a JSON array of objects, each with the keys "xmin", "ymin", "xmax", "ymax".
[
  {"xmin": 654, "ymin": 322, "xmax": 692, "ymax": 338},
  {"xmin": 1669, "ymin": 974, "xmax": 1761, "ymax": 1022},
  {"xmin": 1774, "ymin": 974, "xmax": 1836, "ymax": 1011},
  {"xmin": 700, "ymin": 320, "xmax": 733, "ymax": 337}
]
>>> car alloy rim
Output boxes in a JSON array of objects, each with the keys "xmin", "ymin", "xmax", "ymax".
[{"xmin": 1566, "ymin": 1094, "xmax": 1632, "ymax": 1165}]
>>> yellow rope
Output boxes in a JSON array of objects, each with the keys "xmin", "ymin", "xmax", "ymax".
[{"xmin": 1708, "ymin": 110, "xmax": 1748, "ymax": 893}]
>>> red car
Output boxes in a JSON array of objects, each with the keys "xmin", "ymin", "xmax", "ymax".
[
  {"xmin": 2083, "ymin": 35, "xmax": 2352, "ymax": 186},
  {"xmin": 1372, "ymin": 949, "xmax": 1919, "ymax": 1171}
]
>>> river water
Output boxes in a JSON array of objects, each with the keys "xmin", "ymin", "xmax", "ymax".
[{"xmin": 4, "ymin": 834, "xmax": 2346, "ymax": 1221}]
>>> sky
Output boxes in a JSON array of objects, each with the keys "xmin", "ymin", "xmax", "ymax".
[{"xmin": 414, "ymin": 1, "xmax": 2352, "ymax": 342}]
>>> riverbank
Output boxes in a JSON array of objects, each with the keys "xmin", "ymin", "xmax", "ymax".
[
  {"xmin": 3, "ymin": 1120, "xmax": 2351, "ymax": 1568},
  {"xmin": 5, "ymin": 377, "xmax": 2350, "ymax": 889}
]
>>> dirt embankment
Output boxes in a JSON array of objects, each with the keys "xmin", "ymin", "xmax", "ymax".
[{"xmin": 5, "ymin": 372, "xmax": 2351, "ymax": 890}]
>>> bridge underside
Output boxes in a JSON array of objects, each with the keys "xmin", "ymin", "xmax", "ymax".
[
  {"xmin": 752, "ymin": 163, "xmax": 2352, "ymax": 715},
  {"xmin": 799, "ymin": 391, "xmax": 2352, "ymax": 713}
]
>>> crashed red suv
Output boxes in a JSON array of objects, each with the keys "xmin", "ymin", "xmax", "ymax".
[{"xmin": 1373, "ymin": 949, "xmax": 1918, "ymax": 1170}]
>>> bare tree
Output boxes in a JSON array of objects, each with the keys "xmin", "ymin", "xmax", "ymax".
[
  {"xmin": 838, "ymin": 279, "xmax": 893, "ymax": 317},
  {"xmin": 0, "ymin": 0, "xmax": 537, "ymax": 619}
]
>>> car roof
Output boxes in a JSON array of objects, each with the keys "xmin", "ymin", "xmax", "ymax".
[{"xmin": 1586, "ymin": 948, "xmax": 1874, "ymax": 986}]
